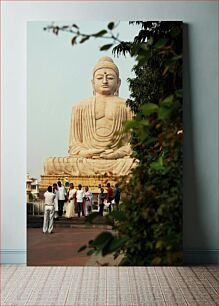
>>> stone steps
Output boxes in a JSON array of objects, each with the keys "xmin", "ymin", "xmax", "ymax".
[{"xmin": 27, "ymin": 215, "xmax": 110, "ymax": 229}]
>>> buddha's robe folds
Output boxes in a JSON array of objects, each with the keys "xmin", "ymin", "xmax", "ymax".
[{"xmin": 44, "ymin": 97, "xmax": 135, "ymax": 176}]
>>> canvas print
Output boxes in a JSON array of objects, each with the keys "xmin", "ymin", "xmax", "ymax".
[{"xmin": 27, "ymin": 21, "xmax": 183, "ymax": 266}]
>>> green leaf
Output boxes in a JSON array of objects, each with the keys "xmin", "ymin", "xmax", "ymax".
[
  {"xmin": 175, "ymin": 89, "xmax": 183, "ymax": 98},
  {"xmin": 150, "ymin": 156, "xmax": 165, "ymax": 171},
  {"xmin": 140, "ymin": 103, "xmax": 159, "ymax": 116},
  {"xmin": 77, "ymin": 245, "xmax": 87, "ymax": 253},
  {"xmin": 139, "ymin": 43, "xmax": 149, "ymax": 52},
  {"xmin": 136, "ymin": 50, "xmax": 151, "ymax": 65},
  {"xmin": 87, "ymin": 249, "xmax": 95, "ymax": 256},
  {"xmin": 158, "ymin": 106, "xmax": 171, "ymax": 121},
  {"xmin": 157, "ymin": 204, "xmax": 165, "ymax": 216},
  {"xmin": 160, "ymin": 95, "xmax": 174, "ymax": 107},
  {"xmin": 71, "ymin": 36, "xmax": 77, "ymax": 46},
  {"xmin": 141, "ymin": 119, "xmax": 150, "ymax": 126},
  {"xmin": 100, "ymin": 44, "xmax": 113, "ymax": 51},
  {"xmin": 147, "ymin": 37, "xmax": 154, "ymax": 45},
  {"xmin": 91, "ymin": 231, "xmax": 114, "ymax": 249},
  {"xmin": 154, "ymin": 38, "xmax": 168, "ymax": 49},
  {"xmin": 102, "ymin": 236, "xmax": 128, "ymax": 255},
  {"xmin": 155, "ymin": 240, "xmax": 165, "ymax": 250},
  {"xmin": 107, "ymin": 22, "xmax": 115, "ymax": 30},
  {"xmin": 93, "ymin": 30, "xmax": 107, "ymax": 37},
  {"xmin": 159, "ymin": 95, "xmax": 174, "ymax": 121},
  {"xmin": 80, "ymin": 36, "xmax": 89, "ymax": 43},
  {"xmin": 123, "ymin": 119, "xmax": 140, "ymax": 132},
  {"xmin": 72, "ymin": 24, "xmax": 79, "ymax": 29}
]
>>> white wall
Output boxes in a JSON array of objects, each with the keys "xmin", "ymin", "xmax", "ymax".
[{"xmin": 1, "ymin": 1, "xmax": 218, "ymax": 263}]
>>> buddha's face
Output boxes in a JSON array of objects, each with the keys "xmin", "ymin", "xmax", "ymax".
[{"xmin": 92, "ymin": 68, "xmax": 120, "ymax": 96}]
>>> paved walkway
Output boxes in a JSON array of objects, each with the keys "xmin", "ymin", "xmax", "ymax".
[{"xmin": 27, "ymin": 227, "xmax": 122, "ymax": 266}]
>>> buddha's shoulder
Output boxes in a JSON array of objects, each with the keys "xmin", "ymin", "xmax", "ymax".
[
  {"xmin": 115, "ymin": 96, "xmax": 126, "ymax": 103},
  {"xmin": 113, "ymin": 96, "xmax": 127, "ymax": 106},
  {"xmin": 73, "ymin": 96, "xmax": 128, "ymax": 108}
]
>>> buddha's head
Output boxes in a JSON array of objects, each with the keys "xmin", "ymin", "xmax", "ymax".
[{"xmin": 92, "ymin": 56, "xmax": 121, "ymax": 96}]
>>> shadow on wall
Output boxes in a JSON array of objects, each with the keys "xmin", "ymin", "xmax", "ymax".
[{"xmin": 183, "ymin": 24, "xmax": 212, "ymax": 264}]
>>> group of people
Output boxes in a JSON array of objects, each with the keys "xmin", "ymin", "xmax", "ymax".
[
  {"xmin": 43, "ymin": 181, "xmax": 121, "ymax": 234},
  {"xmin": 98, "ymin": 183, "xmax": 121, "ymax": 216},
  {"xmin": 52, "ymin": 182, "xmax": 93, "ymax": 219}
]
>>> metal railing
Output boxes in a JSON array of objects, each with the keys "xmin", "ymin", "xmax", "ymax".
[{"xmin": 27, "ymin": 201, "xmax": 44, "ymax": 215}]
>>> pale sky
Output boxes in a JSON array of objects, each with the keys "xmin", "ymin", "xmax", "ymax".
[{"xmin": 27, "ymin": 21, "xmax": 140, "ymax": 179}]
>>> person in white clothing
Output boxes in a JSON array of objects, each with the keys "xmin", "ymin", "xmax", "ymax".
[
  {"xmin": 57, "ymin": 181, "xmax": 66, "ymax": 217},
  {"xmin": 65, "ymin": 183, "xmax": 77, "ymax": 219},
  {"xmin": 43, "ymin": 185, "xmax": 56, "ymax": 234},
  {"xmin": 84, "ymin": 186, "xmax": 93, "ymax": 216},
  {"xmin": 52, "ymin": 183, "xmax": 59, "ymax": 220},
  {"xmin": 76, "ymin": 184, "xmax": 85, "ymax": 217}
]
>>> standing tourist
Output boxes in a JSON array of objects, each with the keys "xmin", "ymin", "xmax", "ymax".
[
  {"xmin": 52, "ymin": 183, "xmax": 59, "ymax": 220},
  {"xmin": 65, "ymin": 183, "xmax": 77, "ymax": 219},
  {"xmin": 114, "ymin": 183, "xmax": 121, "ymax": 210},
  {"xmin": 76, "ymin": 184, "xmax": 85, "ymax": 218},
  {"xmin": 98, "ymin": 187, "xmax": 105, "ymax": 216},
  {"xmin": 84, "ymin": 186, "xmax": 93, "ymax": 216},
  {"xmin": 106, "ymin": 182, "xmax": 113, "ymax": 213},
  {"xmin": 57, "ymin": 181, "xmax": 66, "ymax": 217},
  {"xmin": 43, "ymin": 185, "xmax": 55, "ymax": 234}
]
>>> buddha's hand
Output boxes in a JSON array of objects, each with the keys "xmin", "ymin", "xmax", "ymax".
[
  {"xmin": 99, "ymin": 149, "xmax": 120, "ymax": 159},
  {"xmin": 79, "ymin": 148, "xmax": 105, "ymax": 158},
  {"xmin": 100, "ymin": 146, "xmax": 131, "ymax": 159}
]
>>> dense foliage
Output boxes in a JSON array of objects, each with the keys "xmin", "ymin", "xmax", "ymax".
[{"xmin": 81, "ymin": 22, "xmax": 183, "ymax": 266}]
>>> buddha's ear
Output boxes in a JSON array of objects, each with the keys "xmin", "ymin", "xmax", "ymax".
[
  {"xmin": 91, "ymin": 79, "xmax": 95, "ymax": 95},
  {"xmin": 115, "ymin": 78, "xmax": 121, "ymax": 96},
  {"xmin": 118, "ymin": 78, "xmax": 121, "ymax": 88}
]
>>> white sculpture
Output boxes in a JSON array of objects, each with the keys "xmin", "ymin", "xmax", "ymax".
[{"xmin": 44, "ymin": 56, "xmax": 135, "ymax": 176}]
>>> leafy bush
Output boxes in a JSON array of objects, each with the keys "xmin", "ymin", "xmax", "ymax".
[
  {"xmin": 80, "ymin": 22, "xmax": 183, "ymax": 265},
  {"xmin": 47, "ymin": 21, "xmax": 183, "ymax": 265}
]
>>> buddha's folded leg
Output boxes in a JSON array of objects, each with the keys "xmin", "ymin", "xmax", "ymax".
[{"xmin": 44, "ymin": 156, "xmax": 136, "ymax": 176}]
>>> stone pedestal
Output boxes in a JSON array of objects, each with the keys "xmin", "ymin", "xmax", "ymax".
[{"xmin": 40, "ymin": 175, "xmax": 124, "ymax": 193}]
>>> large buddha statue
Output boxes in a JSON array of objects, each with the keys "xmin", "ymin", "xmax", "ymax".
[{"xmin": 44, "ymin": 56, "xmax": 135, "ymax": 177}]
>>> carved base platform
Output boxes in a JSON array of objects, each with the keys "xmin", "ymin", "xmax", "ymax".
[{"xmin": 40, "ymin": 175, "xmax": 126, "ymax": 193}]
